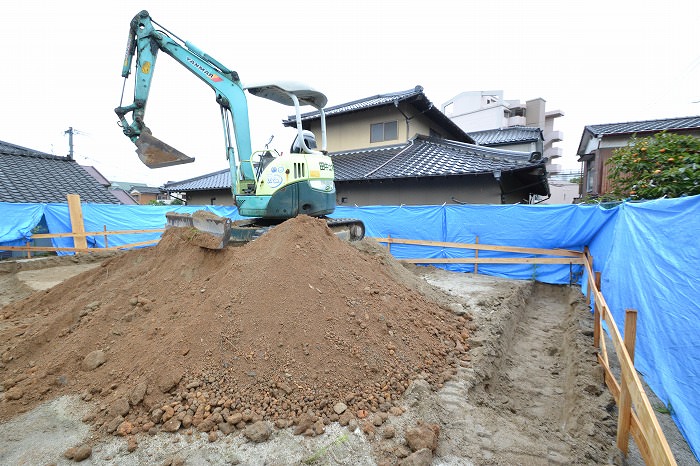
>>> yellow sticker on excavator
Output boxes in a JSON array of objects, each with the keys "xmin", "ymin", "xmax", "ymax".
[
  {"xmin": 310, "ymin": 170, "xmax": 320, "ymax": 178},
  {"xmin": 141, "ymin": 62, "xmax": 151, "ymax": 74}
]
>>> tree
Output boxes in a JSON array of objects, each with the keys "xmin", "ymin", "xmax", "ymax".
[{"xmin": 606, "ymin": 132, "xmax": 700, "ymax": 200}]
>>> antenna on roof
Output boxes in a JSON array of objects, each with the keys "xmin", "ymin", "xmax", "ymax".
[
  {"xmin": 65, "ymin": 127, "xmax": 75, "ymax": 160},
  {"xmin": 64, "ymin": 127, "xmax": 88, "ymax": 161}
]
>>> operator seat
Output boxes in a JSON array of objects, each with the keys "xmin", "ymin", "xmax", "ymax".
[{"xmin": 290, "ymin": 130, "xmax": 318, "ymax": 153}]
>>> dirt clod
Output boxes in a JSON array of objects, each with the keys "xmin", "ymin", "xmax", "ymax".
[
  {"xmin": 82, "ymin": 350, "xmax": 106, "ymax": 371},
  {"xmin": 405, "ymin": 420, "xmax": 440, "ymax": 452},
  {"xmin": 64, "ymin": 444, "xmax": 92, "ymax": 462},
  {"xmin": 244, "ymin": 420, "xmax": 272, "ymax": 443}
]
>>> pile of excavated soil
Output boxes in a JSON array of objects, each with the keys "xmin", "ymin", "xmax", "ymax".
[{"xmin": 0, "ymin": 215, "xmax": 471, "ymax": 441}]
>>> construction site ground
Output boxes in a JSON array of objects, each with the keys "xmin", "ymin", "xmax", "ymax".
[{"xmin": 0, "ymin": 216, "xmax": 695, "ymax": 465}]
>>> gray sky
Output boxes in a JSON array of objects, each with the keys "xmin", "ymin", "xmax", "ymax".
[{"xmin": 2, "ymin": 0, "xmax": 699, "ymax": 187}]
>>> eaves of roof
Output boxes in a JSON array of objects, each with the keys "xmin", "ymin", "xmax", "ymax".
[
  {"xmin": 162, "ymin": 168, "xmax": 232, "ymax": 192},
  {"xmin": 282, "ymin": 85, "xmax": 475, "ymax": 144},
  {"xmin": 331, "ymin": 135, "xmax": 543, "ymax": 182}
]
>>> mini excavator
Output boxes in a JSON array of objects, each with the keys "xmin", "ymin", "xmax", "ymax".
[{"xmin": 115, "ymin": 10, "xmax": 364, "ymax": 248}]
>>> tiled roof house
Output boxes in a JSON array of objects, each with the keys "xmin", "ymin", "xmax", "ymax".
[
  {"xmin": 163, "ymin": 169, "xmax": 233, "ymax": 206},
  {"xmin": 164, "ymin": 86, "xmax": 550, "ymax": 206},
  {"xmin": 0, "ymin": 140, "xmax": 120, "ymax": 204},
  {"xmin": 576, "ymin": 116, "xmax": 700, "ymax": 196},
  {"xmin": 330, "ymin": 134, "xmax": 548, "ymax": 205}
]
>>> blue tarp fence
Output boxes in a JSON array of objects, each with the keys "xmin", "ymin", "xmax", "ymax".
[{"xmin": 1, "ymin": 196, "xmax": 699, "ymax": 460}]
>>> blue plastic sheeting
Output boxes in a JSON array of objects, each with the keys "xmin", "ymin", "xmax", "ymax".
[
  {"xmin": 0, "ymin": 203, "xmax": 46, "ymax": 243},
  {"xmin": 589, "ymin": 196, "xmax": 700, "ymax": 460},
  {"xmin": 1, "ymin": 196, "xmax": 700, "ymax": 459},
  {"xmin": 332, "ymin": 203, "xmax": 618, "ymax": 283}
]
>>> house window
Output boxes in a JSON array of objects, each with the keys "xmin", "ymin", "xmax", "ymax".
[
  {"xmin": 512, "ymin": 107, "xmax": 526, "ymax": 117},
  {"xmin": 370, "ymin": 121, "xmax": 398, "ymax": 143},
  {"xmin": 586, "ymin": 159, "xmax": 596, "ymax": 193}
]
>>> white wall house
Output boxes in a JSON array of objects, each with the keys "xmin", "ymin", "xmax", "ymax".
[{"xmin": 442, "ymin": 90, "xmax": 564, "ymax": 173}]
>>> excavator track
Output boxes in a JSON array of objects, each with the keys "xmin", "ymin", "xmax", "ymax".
[
  {"xmin": 228, "ymin": 217, "xmax": 365, "ymax": 244},
  {"xmin": 166, "ymin": 212, "xmax": 365, "ymax": 248},
  {"xmin": 324, "ymin": 217, "xmax": 365, "ymax": 242}
]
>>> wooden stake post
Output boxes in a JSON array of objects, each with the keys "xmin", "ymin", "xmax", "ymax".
[
  {"xmin": 67, "ymin": 194, "xmax": 88, "ymax": 251},
  {"xmin": 593, "ymin": 271, "xmax": 602, "ymax": 348},
  {"xmin": 617, "ymin": 309, "xmax": 638, "ymax": 454}
]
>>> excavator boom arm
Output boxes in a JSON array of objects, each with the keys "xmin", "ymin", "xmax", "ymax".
[{"xmin": 115, "ymin": 10, "xmax": 253, "ymax": 179}]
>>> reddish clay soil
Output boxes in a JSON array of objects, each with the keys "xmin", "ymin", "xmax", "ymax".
[{"xmin": 0, "ymin": 215, "xmax": 471, "ymax": 439}]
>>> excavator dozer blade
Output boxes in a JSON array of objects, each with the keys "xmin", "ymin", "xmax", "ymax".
[
  {"xmin": 135, "ymin": 132, "xmax": 195, "ymax": 168},
  {"xmin": 165, "ymin": 211, "xmax": 232, "ymax": 249}
]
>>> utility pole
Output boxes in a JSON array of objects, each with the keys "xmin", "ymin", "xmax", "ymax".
[{"xmin": 65, "ymin": 127, "xmax": 74, "ymax": 160}]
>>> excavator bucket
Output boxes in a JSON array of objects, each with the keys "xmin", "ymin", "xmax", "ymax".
[
  {"xmin": 165, "ymin": 211, "xmax": 232, "ymax": 249},
  {"xmin": 135, "ymin": 132, "xmax": 195, "ymax": 168}
]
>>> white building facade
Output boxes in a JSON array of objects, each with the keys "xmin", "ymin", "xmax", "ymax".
[{"xmin": 442, "ymin": 90, "xmax": 564, "ymax": 173}]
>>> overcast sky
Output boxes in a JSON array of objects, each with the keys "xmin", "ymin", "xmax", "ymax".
[{"xmin": 2, "ymin": 0, "xmax": 698, "ymax": 187}]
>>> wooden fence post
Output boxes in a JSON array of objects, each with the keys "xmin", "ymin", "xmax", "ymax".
[
  {"xmin": 474, "ymin": 236, "xmax": 479, "ymax": 275},
  {"xmin": 617, "ymin": 309, "xmax": 638, "ymax": 454},
  {"xmin": 67, "ymin": 194, "xmax": 88, "ymax": 252},
  {"xmin": 585, "ymin": 247, "xmax": 593, "ymax": 306},
  {"xmin": 593, "ymin": 271, "xmax": 602, "ymax": 348}
]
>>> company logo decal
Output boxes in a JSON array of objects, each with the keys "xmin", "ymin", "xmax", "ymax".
[
  {"xmin": 266, "ymin": 174, "xmax": 283, "ymax": 188},
  {"xmin": 186, "ymin": 57, "xmax": 223, "ymax": 82}
]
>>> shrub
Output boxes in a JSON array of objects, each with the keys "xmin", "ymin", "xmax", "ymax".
[{"xmin": 606, "ymin": 132, "xmax": 700, "ymax": 200}]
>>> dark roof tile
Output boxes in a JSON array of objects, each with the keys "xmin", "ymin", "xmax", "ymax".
[
  {"xmin": 332, "ymin": 135, "xmax": 542, "ymax": 181},
  {"xmin": 469, "ymin": 126, "xmax": 543, "ymax": 146},
  {"xmin": 585, "ymin": 116, "xmax": 700, "ymax": 136},
  {"xmin": 0, "ymin": 140, "xmax": 121, "ymax": 204},
  {"xmin": 163, "ymin": 168, "xmax": 231, "ymax": 191},
  {"xmin": 305, "ymin": 86, "xmax": 426, "ymax": 119}
]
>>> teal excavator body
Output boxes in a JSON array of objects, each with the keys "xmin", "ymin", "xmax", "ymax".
[{"xmin": 115, "ymin": 11, "xmax": 364, "ymax": 247}]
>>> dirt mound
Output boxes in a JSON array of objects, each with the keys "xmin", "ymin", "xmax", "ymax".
[{"xmin": 0, "ymin": 215, "xmax": 471, "ymax": 439}]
